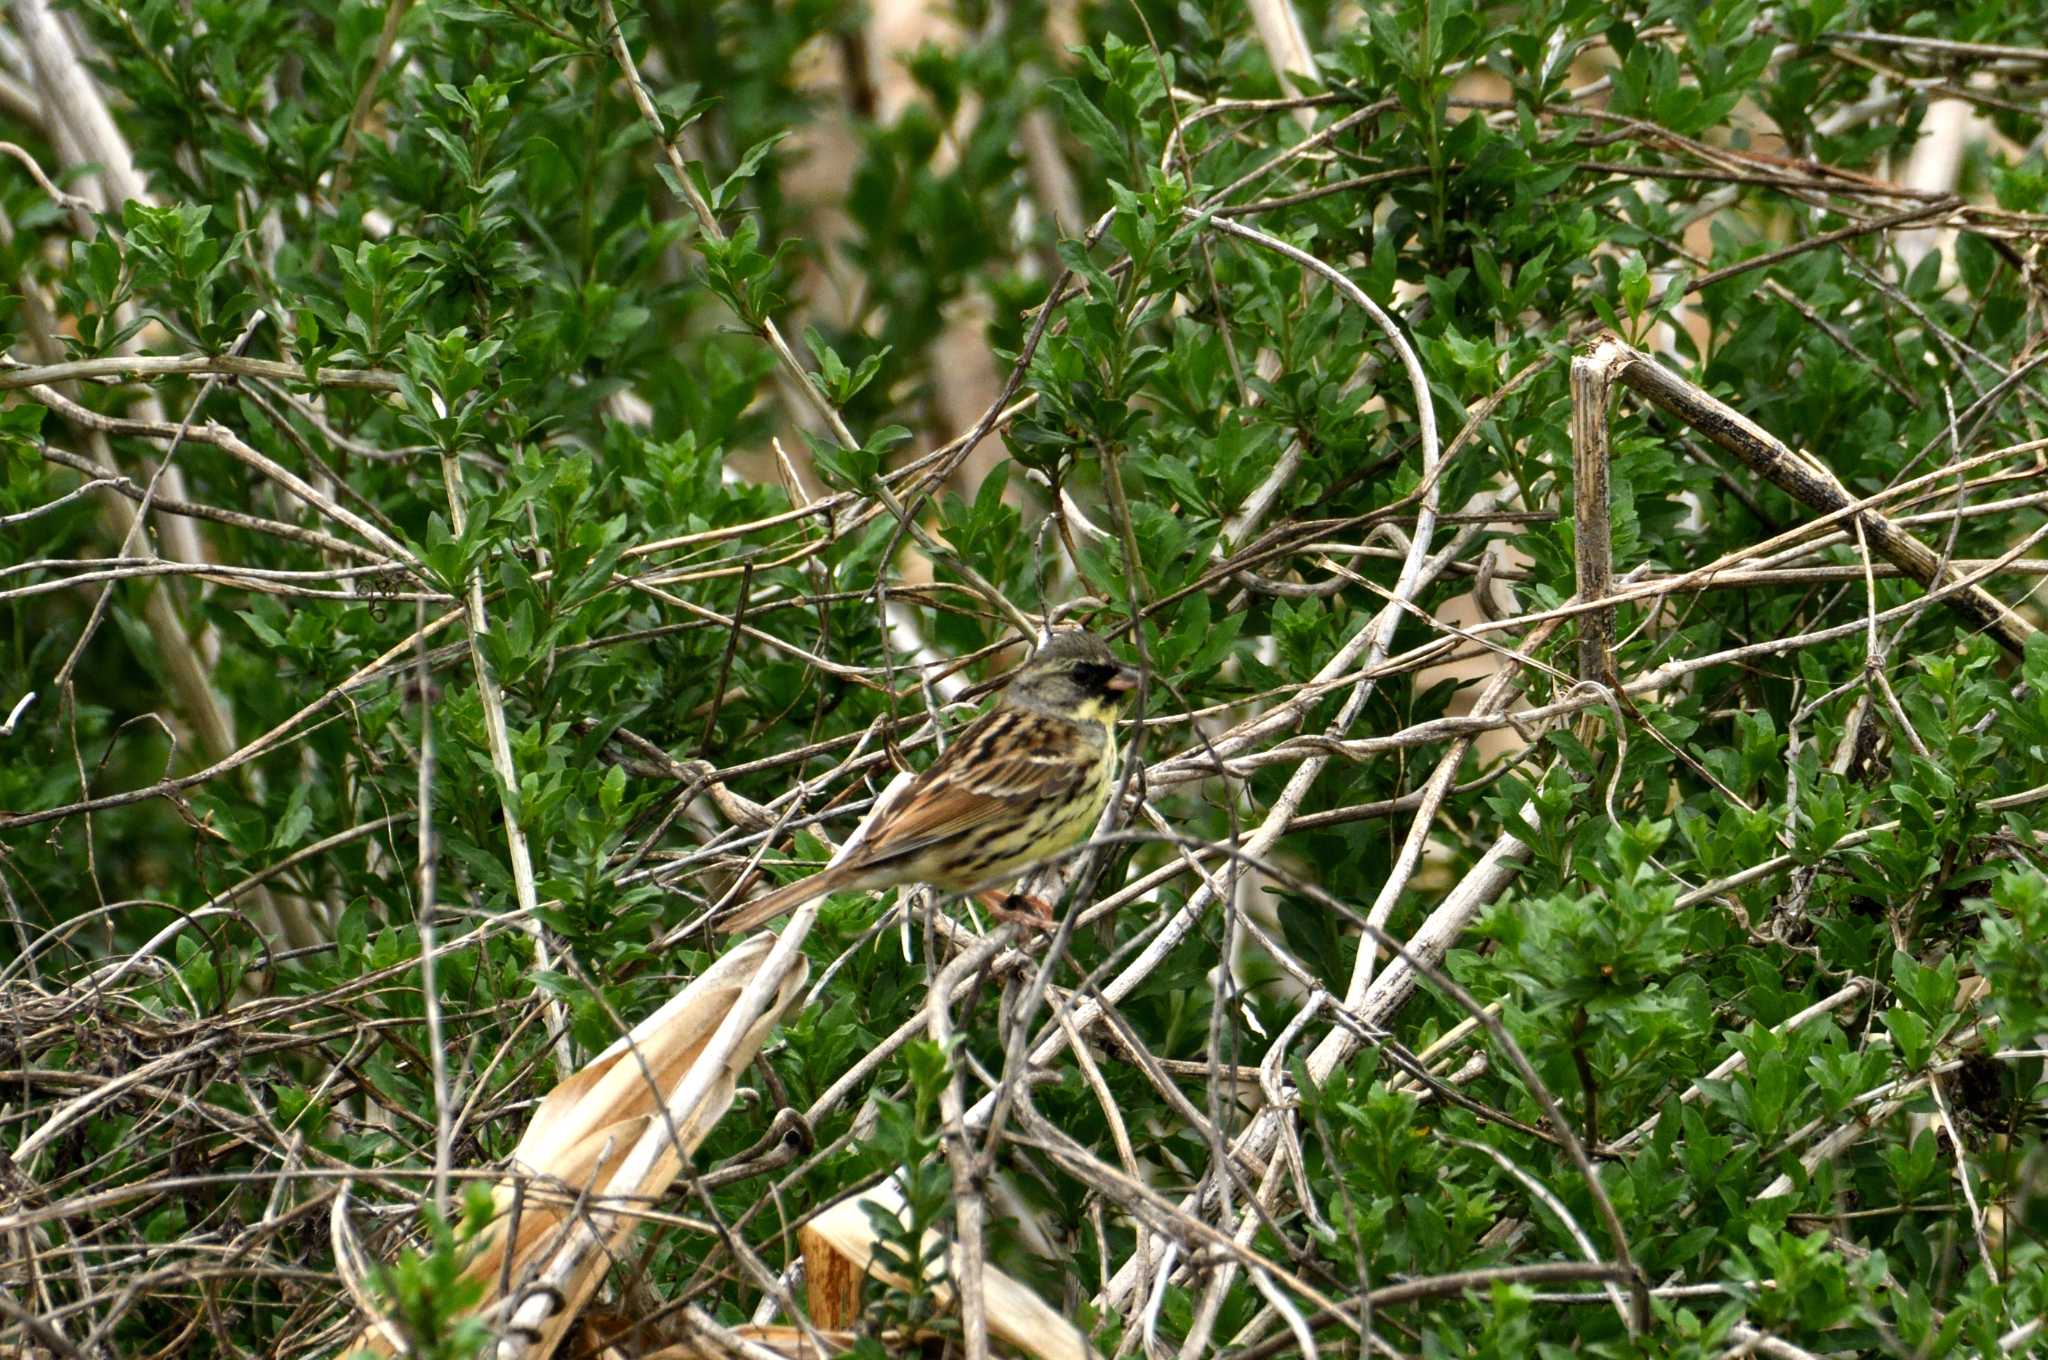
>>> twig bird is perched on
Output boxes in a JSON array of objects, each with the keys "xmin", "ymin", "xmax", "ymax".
[{"xmin": 717, "ymin": 630, "xmax": 1140, "ymax": 933}]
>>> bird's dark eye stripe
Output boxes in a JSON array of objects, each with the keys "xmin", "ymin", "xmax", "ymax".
[{"xmin": 1073, "ymin": 662, "xmax": 1113, "ymax": 687}]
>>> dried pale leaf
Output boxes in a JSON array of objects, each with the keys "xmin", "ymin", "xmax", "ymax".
[
  {"xmin": 478, "ymin": 1115, "xmax": 656, "ymax": 1294},
  {"xmin": 806, "ymin": 1180, "xmax": 1099, "ymax": 1360},
  {"xmin": 458, "ymin": 934, "xmax": 790, "ymax": 1293},
  {"xmin": 513, "ymin": 933, "xmax": 783, "ymax": 1171},
  {"xmin": 642, "ymin": 1323, "xmax": 857, "ymax": 1359},
  {"xmin": 800, "ymin": 1221, "xmax": 863, "ymax": 1329},
  {"xmin": 348, "ymin": 934, "xmax": 804, "ymax": 1356},
  {"xmin": 493, "ymin": 933, "xmax": 810, "ymax": 1359}
]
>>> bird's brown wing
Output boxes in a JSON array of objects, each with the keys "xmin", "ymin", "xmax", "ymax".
[
  {"xmin": 849, "ymin": 707, "xmax": 1095, "ymax": 872},
  {"xmin": 717, "ymin": 706, "xmax": 1098, "ymax": 933}
]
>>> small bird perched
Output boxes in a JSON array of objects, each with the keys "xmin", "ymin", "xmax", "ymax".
[{"xmin": 716, "ymin": 629, "xmax": 1140, "ymax": 933}]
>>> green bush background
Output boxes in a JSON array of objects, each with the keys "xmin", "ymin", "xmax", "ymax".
[{"xmin": 3, "ymin": 0, "xmax": 2047, "ymax": 1355}]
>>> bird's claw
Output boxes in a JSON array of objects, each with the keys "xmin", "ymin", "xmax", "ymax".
[{"xmin": 979, "ymin": 891, "xmax": 1055, "ymax": 931}]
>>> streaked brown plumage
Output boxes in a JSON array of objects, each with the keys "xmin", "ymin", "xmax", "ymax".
[{"xmin": 716, "ymin": 630, "xmax": 1139, "ymax": 933}]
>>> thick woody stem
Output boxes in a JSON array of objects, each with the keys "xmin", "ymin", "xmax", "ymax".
[
  {"xmin": 1586, "ymin": 331, "xmax": 2035, "ymax": 656},
  {"xmin": 1571, "ymin": 344, "xmax": 1620, "ymax": 681}
]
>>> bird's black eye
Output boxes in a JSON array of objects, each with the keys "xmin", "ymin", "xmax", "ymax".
[{"xmin": 1072, "ymin": 661, "xmax": 1111, "ymax": 690}]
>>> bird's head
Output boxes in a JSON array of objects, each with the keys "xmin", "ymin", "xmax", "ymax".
[{"xmin": 1003, "ymin": 629, "xmax": 1141, "ymax": 726}]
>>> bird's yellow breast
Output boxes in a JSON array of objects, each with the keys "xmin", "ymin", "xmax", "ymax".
[
  {"xmin": 919, "ymin": 722, "xmax": 1118, "ymax": 891},
  {"xmin": 1071, "ymin": 695, "xmax": 1124, "ymax": 728}
]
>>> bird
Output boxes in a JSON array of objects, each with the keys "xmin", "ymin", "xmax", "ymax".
[{"xmin": 715, "ymin": 629, "xmax": 1140, "ymax": 933}]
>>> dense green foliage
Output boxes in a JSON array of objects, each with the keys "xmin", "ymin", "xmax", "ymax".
[{"xmin": 4, "ymin": 0, "xmax": 2048, "ymax": 1355}]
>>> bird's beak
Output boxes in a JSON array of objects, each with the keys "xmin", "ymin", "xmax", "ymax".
[{"xmin": 1107, "ymin": 665, "xmax": 1141, "ymax": 693}]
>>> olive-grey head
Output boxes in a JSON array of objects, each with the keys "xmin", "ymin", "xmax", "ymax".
[{"xmin": 1001, "ymin": 629, "xmax": 1140, "ymax": 720}]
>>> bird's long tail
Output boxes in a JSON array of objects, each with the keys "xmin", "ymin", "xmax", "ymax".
[{"xmin": 715, "ymin": 864, "xmax": 858, "ymax": 934}]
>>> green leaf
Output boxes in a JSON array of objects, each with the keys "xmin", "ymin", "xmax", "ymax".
[{"xmin": 1047, "ymin": 78, "xmax": 1126, "ymax": 170}]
